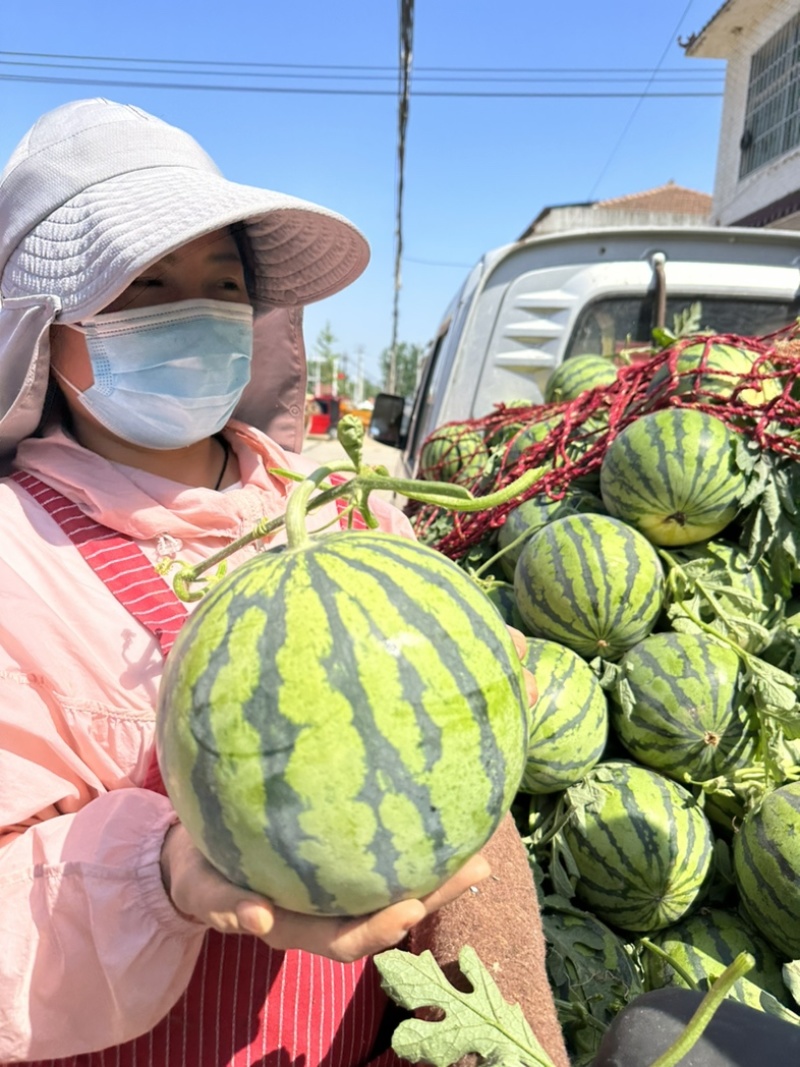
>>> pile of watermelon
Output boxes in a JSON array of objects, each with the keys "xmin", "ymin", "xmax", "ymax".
[{"xmin": 410, "ymin": 330, "xmax": 800, "ymax": 1064}]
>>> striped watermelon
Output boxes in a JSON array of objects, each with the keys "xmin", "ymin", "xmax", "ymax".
[
  {"xmin": 733, "ymin": 781, "xmax": 800, "ymax": 959},
  {"xmin": 562, "ymin": 761, "xmax": 714, "ymax": 933},
  {"xmin": 496, "ymin": 490, "xmax": 605, "ymax": 581},
  {"xmin": 545, "ymin": 354, "xmax": 619, "ymax": 403},
  {"xmin": 481, "ymin": 579, "xmax": 530, "ymax": 634},
  {"xmin": 418, "ymin": 423, "xmax": 489, "ymax": 484},
  {"xmin": 506, "ymin": 414, "xmax": 563, "ymax": 467},
  {"xmin": 599, "ymin": 408, "xmax": 745, "ymax": 546},
  {"xmin": 645, "ymin": 908, "xmax": 795, "ymax": 1018},
  {"xmin": 544, "ymin": 901, "xmax": 643, "ymax": 1062},
  {"xmin": 648, "ymin": 341, "xmax": 780, "ymax": 407},
  {"xmin": 610, "ymin": 632, "xmax": 757, "ymax": 783},
  {"xmin": 666, "ymin": 540, "xmax": 784, "ymax": 654},
  {"xmin": 156, "ymin": 531, "xmax": 529, "ymax": 916},
  {"xmin": 519, "ymin": 638, "xmax": 608, "ymax": 793},
  {"xmin": 514, "ymin": 513, "xmax": 664, "ymax": 660}
]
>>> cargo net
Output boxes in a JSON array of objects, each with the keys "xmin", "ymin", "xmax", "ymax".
[{"xmin": 406, "ymin": 326, "xmax": 800, "ymax": 560}]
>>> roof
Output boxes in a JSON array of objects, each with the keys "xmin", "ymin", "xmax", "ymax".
[
  {"xmin": 518, "ymin": 182, "xmax": 712, "ymax": 240},
  {"xmin": 595, "ymin": 181, "xmax": 713, "ymax": 214},
  {"xmin": 682, "ymin": 0, "xmax": 778, "ymax": 58}
]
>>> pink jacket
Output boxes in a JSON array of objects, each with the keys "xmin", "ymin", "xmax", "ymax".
[{"xmin": 0, "ymin": 421, "xmax": 413, "ymax": 1062}]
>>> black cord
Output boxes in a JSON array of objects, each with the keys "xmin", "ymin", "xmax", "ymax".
[{"xmin": 213, "ymin": 435, "xmax": 230, "ymax": 491}]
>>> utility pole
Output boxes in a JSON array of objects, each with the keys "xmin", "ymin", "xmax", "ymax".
[{"xmin": 354, "ymin": 346, "xmax": 364, "ymax": 405}]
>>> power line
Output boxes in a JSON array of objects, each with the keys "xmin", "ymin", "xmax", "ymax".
[
  {"xmin": 0, "ymin": 49, "xmax": 726, "ymax": 76},
  {"xmin": 0, "ymin": 58, "xmax": 724, "ymax": 84},
  {"xmin": 587, "ymin": 0, "xmax": 700, "ymax": 197},
  {"xmin": 0, "ymin": 72, "xmax": 722, "ymax": 98}
]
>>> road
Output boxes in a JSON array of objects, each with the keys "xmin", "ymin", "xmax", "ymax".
[{"xmin": 301, "ymin": 432, "xmax": 408, "ymax": 507}]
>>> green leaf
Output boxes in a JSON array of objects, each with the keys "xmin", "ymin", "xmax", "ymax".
[
  {"xmin": 782, "ymin": 960, "xmax": 800, "ymax": 1010},
  {"xmin": 374, "ymin": 946, "xmax": 557, "ymax": 1067}
]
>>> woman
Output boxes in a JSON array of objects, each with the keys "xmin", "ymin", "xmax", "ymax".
[{"xmin": 0, "ymin": 98, "xmax": 569, "ymax": 1066}]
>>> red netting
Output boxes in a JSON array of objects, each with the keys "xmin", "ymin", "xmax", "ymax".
[{"xmin": 407, "ymin": 326, "xmax": 800, "ymax": 560}]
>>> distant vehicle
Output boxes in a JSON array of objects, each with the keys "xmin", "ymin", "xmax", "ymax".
[
  {"xmin": 306, "ymin": 394, "xmax": 372, "ymax": 437},
  {"xmin": 370, "ymin": 224, "xmax": 800, "ymax": 474}
]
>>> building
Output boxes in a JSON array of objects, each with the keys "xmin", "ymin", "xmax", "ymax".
[
  {"xmin": 518, "ymin": 182, "xmax": 712, "ymax": 240},
  {"xmin": 684, "ymin": 0, "xmax": 800, "ymax": 229}
]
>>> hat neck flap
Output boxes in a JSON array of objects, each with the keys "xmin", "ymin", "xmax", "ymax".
[{"xmin": 0, "ymin": 295, "xmax": 60, "ymax": 456}]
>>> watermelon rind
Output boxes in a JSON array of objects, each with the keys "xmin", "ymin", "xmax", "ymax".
[
  {"xmin": 545, "ymin": 354, "xmax": 619, "ymax": 404},
  {"xmin": 514, "ymin": 513, "xmax": 664, "ymax": 660},
  {"xmin": 599, "ymin": 408, "xmax": 745, "ymax": 547},
  {"xmin": 733, "ymin": 780, "xmax": 800, "ymax": 959},
  {"xmin": 520, "ymin": 638, "xmax": 608, "ymax": 793},
  {"xmin": 648, "ymin": 341, "xmax": 781, "ymax": 407},
  {"xmin": 645, "ymin": 907, "xmax": 797, "ymax": 1023},
  {"xmin": 497, "ymin": 490, "xmax": 606, "ymax": 581},
  {"xmin": 562, "ymin": 761, "xmax": 714, "ymax": 933},
  {"xmin": 157, "ymin": 531, "xmax": 529, "ymax": 916},
  {"xmin": 610, "ymin": 631, "xmax": 757, "ymax": 783}
]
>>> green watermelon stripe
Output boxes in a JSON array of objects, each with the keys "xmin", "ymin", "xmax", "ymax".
[
  {"xmin": 619, "ymin": 644, "xmax": 728, "ymax": 745},
  {"xmin": 331, "ymin": 538, "xmax": 522, "ymax": 817},
  {"xmin": 601, "ymin": 411, "xmax": 741, "ymax": 534},
  {"xmin": 737, "ymin": 790, "xmax": 800, "ymax": 949},
  {"xmin": 158, "ymin": 529, "xmax": 529, "ymax": 916},
  {"xmin": 516, "ymin": 522, "xmax": 600, "ymax": 642},
  {"xmin": 307, "ymin": 553, "xmax": 449, "ymax": 895},
  {"xmin": 565, "ymin": 765, "xmax": 712, "ymax": 930},
  {"xmin": 186, "ymin": 602, "xmax": 250, "ymax": 889},
  {"xmin": 193, "ymin": 564, "xmax": 344, "ymax": 911},
  {"xmin": 517, "ymin": 517, "xmax": 662, "ymax": 653}
]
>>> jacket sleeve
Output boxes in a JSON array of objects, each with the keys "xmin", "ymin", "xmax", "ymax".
[
  {"xmin": 0, "ymin": 671, "xmax": 206, "ymax": 1062},
  {"xmin": 406, "ymin": 813, "xmax": 571, "ymax": 1067}
]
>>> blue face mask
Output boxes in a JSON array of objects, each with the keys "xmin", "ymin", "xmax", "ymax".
[{"xmin": 58, "ymin": 299, "xmax": 254, "ymax": 450}]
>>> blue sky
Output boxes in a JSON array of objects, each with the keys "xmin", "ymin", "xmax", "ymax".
[{"xmin": 1, "ymin": 0, "xmax": 727, "ymax": 386}]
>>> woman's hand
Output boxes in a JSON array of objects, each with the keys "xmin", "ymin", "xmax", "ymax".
[
  {"xmin": 507, "ymin": 625, "xmax": 537, "ymax": 708},
  {"xmin": 161, "ymin": 822, "xmax": 491, "ymax": 963}
]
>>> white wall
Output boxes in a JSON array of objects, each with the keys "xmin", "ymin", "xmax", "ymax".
[{"xmin": 710, "ymin": 0, "xmax": 800, "ymax": 224}]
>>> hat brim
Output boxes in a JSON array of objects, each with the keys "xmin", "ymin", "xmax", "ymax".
[{"xmin": 3, "ymin": 167, "xmax": 370, "ymax": 321}]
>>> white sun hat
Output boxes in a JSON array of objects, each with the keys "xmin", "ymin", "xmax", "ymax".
[{"xmin": 0, "ymin": 97, "xmax": 370, "ymax": 456}]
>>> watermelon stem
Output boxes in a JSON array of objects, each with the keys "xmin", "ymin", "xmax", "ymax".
[
  {"xmin": 645, "ymin": 952, "xmax": 755, "ymax": 1067},
  {"xmin": 638, "ymin": 938, "xmax": 700, "ymax": 991}
]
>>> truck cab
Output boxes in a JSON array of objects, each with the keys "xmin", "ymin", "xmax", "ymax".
[{"xmin": 374, "ymin": 225, "xmax": 800, "ymax": 477}]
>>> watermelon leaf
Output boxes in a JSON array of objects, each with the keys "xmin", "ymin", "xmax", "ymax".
[
  {"xmin": 781, "ymin": 959, "xmax": 800, "ymax": 1009},
  {"xmin": 374, "ymin": 946, "xmax": 556, "ymax": 1067}
]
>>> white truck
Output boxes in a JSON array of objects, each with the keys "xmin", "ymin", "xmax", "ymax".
[{"xmin": 370, "ymin": 225, "xmax": 800, "ymax": 476}]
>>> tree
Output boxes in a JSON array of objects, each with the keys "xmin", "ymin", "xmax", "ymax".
[
  {"xmin": 380, "ymin": 342, "xmax": 425, "ymax": 398},
  {"xmin": 309, "ymin": 322, "xmax": 351, "ymax": 396}
]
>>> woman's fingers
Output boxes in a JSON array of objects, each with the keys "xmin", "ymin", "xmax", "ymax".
[{"xmin": 506, "ymin": 624, "xmax": 537, "ymax": 706}]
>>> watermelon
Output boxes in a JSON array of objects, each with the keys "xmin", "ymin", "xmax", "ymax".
[
  {"xmin": 562, "ymin": 761, "xmax": 714, "ymax": 933},
  {"xmin": 545, "ymin": 354, "xmax": 619, "ymax": 403},
  {"xmin": 156, "ymin": 531, "xmax": 529, "ymax": 916},
  {"xmin": 648, "ymin": 340, "xmax": 781, "ymax": 407},
  {"xmin": 599, "ymin": 408, "xmax": 745, "ymax": 546},
  {"xmin": 610, "ymin": 632, "xmax": 757, "ymax": 783},
  {"xmin": 418, "ymin": 423, "xmax": 489, "ymax": 484},
  {"xmin": 506, "ymin": 414, "xmax": 563, "ymax": 467},
  {"xmin": 496, "ymin": 490, "xmax": 605, "ymax": 581},
  {"xmin": 481, "ymin": 579, "xmax": 530, "ymax": 634},
  {"xmin": 544, "ymin": 901, "xmax": 644, "ymax": 1063},
  {"xmin": 666, "ymin": 540, "xmax": 784, "ymax": 654},
  {"xmin": 520, "ymin": 638, "xmax": 608, "ymax": 793},
  {"xmin": 645, "ymin": 908, "xmax": 795, "ymax": 1019},
  {"xmin": 733, "ymin": 781, "xmax": 800, "ymax": 959},
  {"xmin": 514, "ymin": 513, "xmax": 664, "ymax": 660}
]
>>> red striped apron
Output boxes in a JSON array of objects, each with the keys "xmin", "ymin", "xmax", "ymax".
[{"xmin": 13, "ymin": 472, "xmax": 403, "ymax": 1067}]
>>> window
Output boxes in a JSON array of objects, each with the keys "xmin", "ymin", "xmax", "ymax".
[
  {"xmin": 740, "ymin": 13, "xmax": 800, "ymax": 178},
  {"xmin": 565, "ymin": 295, "xmax": 800, "ymax": 361}
]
